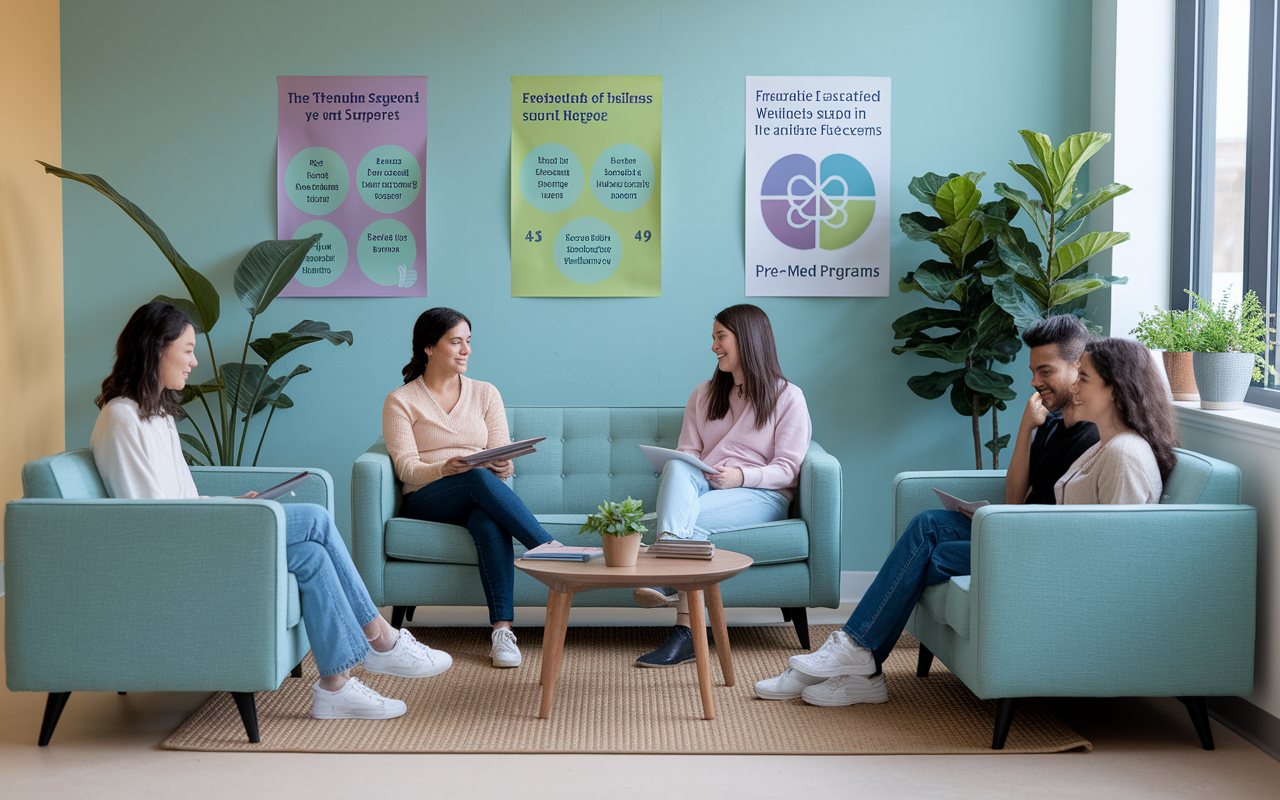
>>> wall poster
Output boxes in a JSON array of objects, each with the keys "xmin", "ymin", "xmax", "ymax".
[
  {"xmin": 745, "ymin": 76, "xmax": 891, "ymax": 297},
  {"xmin": 510, "ymin": 75, "xmax": 662, "ymax": 297},
  {"xmin": 277, "ymin": 75, "xmax": 427, "ymax": 297}
]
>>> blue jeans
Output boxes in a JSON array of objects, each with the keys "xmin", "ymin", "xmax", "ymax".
[
  {"xmin": 655, "ymin": 460, "xmax": 791, "ymax": 540},
  {"xmin": 402, "ymin": 469, "xmax": 552, "ymax": 624},
  {"xmin": 284, "ymin": 503, "xmax": 379, "ymax": 677},
  {"xmin": 842, "ymin": 509, "xmax": 972, "ymax": 669}
]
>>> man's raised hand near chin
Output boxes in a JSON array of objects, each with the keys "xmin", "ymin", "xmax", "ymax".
[{"xmin": 1004, "ymin": 392, "xmax": 1050, "ymax": 504}]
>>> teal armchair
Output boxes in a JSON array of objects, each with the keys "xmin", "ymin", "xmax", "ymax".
[
  {"xmin": 5, "ymin": 449, "xmax": 331, "ymax": 745},
  {"xmin": 352, "ymin": 407, "xmax": 842, "ymax": 647},
  {"xmin": 893, "ymin": 448, "xmax": 1256, "ymax": 749}
]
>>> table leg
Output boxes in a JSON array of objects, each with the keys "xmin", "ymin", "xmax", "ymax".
[
  {"xmin": 705, "ymin": 583, "xmax": 734, "ymax": 687},
  {"xmin": 686, "ymin": 588, "xmax": 715, "ymax": 720},
  {"xmin": 539, "ymin": 588, "xmax": 574, "ymax": 719}
]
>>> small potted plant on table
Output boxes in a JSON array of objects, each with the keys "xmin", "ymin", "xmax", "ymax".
[
  {"xmin": 1131, "ymin": 306, "xmax": 1198, "ymax": 400},
  {"xmin": 1187, "ymin": 289, "xmax": 1275, "ymax": 409},
  {"xmin": 580, "ymin": 497, "xmax": 647, "ymax": 567}
]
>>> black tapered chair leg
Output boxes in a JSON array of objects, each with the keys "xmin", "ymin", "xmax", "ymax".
[
  {"xmin": 1183, "ymin": 696, "xmax": 1215, "ymax": 750},
  {"xmin": 916, "ymin": 644, "xmax": 935, "ymax": 677},
  {"xmin": 38, "ymin": 692, "xmax": 71, "ymax": 746},
  {"xmin": 231, "ymin": 692, "xmax": 260, "ymax": 743},
  {"xmin": 405, "ymin": 606, "xmax": 416, "ymax": 622},
  {"xmin": 390, "ymin": 606, "xmax": 408, "ymax": 628},
  {"xmin": 992, "ymin": 698, "xmax": 1018, "ymax": 749},
  {"xmin": 118, "ymin": 692, "xmax": 127, "ymax": 695},
  {"xmin": 786, "ymin": 607, "xmax": 810, "ymax": 649},
  {"xmin": 290, "ymin": 662, "xmax": 303, "ymax": 678},
  {"xmin": 780, "ymin": 607, "xmax": 792, "ymax": 622}
]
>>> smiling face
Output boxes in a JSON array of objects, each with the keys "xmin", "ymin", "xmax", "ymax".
[
  {"xmin": 426, "ymin": 320, "xmax": 472, "ymax": 375},
  {"xmin": 159, "ymin": 324, "xmax": 198, "ymax": 391},
  {"xmin": 711, "ymin": 321, "xmax": 741, "ymax": 378},
  {"xmin": 1027, "ymin": 343, "xmax": 1080, "ymax": 413},
  {"xmin": 1070, "ymin": 352, "xmax": 1115, "ymax": 425}
]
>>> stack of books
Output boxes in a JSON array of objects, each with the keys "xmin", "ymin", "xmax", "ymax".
[
  {"xmin": 521, "ymin": 542, "xmax": 603, "ymax": 562},
  {"xmin": 647, "ymin": 538, "xmax": 716, "ymax": 560}
]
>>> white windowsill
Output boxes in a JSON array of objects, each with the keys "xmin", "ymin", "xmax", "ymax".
[{"xmin": 1175, "ymin": 400, "xmax": 1280, "ymax": 449}]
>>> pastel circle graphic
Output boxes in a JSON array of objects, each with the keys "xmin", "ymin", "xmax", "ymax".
[
  {"xmin": 356, "ymin": 219, "xmax": 416, "ymax": 287},
  {"xmin": 553, "ymin": 217, "xmax": 621, "ymax": 284},
  {"xmin": 291, "ymin": 220, "xmax": 347, "ymax": 288},
  {"xmin": 357, "ymin": 145, "xmax": 421, "ymax": 214},
  {"xmin": 590, "ymin": 144, "xmax": 654, "ymax": 212},
  {"xmin": 760, "ymin": 154, "xmax": 875, "ymax": 250},
  {"xmin": 520, "ymin": 143, "xmax": 584, "ymax": 213},
  {"xmin": 285, "ymin": 147, "xmax": 349, "ymax": 215}
]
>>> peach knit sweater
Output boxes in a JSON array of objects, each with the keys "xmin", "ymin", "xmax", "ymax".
[{"xmin": 382, "ymin": 376, "xmax": 510, "ymax": 494}]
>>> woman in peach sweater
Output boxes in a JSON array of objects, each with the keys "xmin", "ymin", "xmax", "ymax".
[{"xmin": 382, "ymin": 307, "xmax": 553, "ymax": 668}]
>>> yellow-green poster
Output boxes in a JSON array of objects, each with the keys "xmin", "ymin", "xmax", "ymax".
[{"xmin": 511, "ymin": 76, "xmax": 662, "ymax": 297}]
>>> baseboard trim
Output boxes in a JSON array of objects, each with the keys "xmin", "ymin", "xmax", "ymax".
[
  {"xmin": 1206, "ymin": 695, "xmax": 1280, "ymax": 763},
  {"xmin": 840, "ymin": 570, "xmax": 876, "ymax": 604}
]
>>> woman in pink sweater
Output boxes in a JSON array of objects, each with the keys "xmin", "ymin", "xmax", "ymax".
[
  {"xmin": 634, "ymin": 304, "xmax": 812, "ymax": 667},
  {"xmin": 383, "ymin": 308, "xmax": 554, "ymax": 669}
]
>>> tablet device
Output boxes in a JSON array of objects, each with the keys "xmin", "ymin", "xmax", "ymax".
[{"xmin": 255, "ymin": 472, "xmax": 310, "ymax": 500}]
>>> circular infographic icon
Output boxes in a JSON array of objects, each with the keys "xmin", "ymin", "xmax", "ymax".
[
  {"xmin": 760, "ymin": 153, "xmax": 875, "ymax": 250},
  {"xmin": 291, "ymin": 220, "xmax": 347, "ymax": 288},
  {"xmin": 590, "ymin": 144, "xmax": 654, "ymax": 212},
  {"xmin": 284, "ymin": 147, "xmax": 349, "ymax": 215},
  {"xmin": 519, "ymin": 143, "xmax": 584, "ymax": 213},
  {"xmin": 356, "ymin": 218, "xmax": 416, "ymax": 287},
  {"xmin": 553, "ymin": 217, "xmax": 621, "ymax": 284},
  {"xmin": 357, "ymin": 145, "xmax": 421, "ymax": 214}
]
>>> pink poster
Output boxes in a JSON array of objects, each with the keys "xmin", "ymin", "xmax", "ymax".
[{"xmin": 277, "ymin": 76, "xmax": 427, "ymax": 297}]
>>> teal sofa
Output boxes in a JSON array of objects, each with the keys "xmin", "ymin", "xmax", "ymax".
[
  {"xmin": 893, "ymin": 448, "xmax": 1256, "ymax": 750},
  {"xmin": 352, "ymin": 407, "xmax": 842, "ymax": 647},
  {"xmin": 5, "ymin": 449, "xmax": 331, "ymax": 745}
]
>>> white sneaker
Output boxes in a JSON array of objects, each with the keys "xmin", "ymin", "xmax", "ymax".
[
  {"xmin": 800, "ymin": 673, "xmax": 889, "ymax": 706},
  {"xmin": 788, "ymin": 630, "xmax": 876, "ymax": 678},
  {"xmin": 490, "ymin": 628, "xmax": 522, "ymax": 668},
  {"xmin": 754, "ymin": 667, "xmax": 827, "ymax": 700},
  {"xmin": 362, "ymin": 628, "xmax": 452, "ymax": 678},
  {"xmin": 310, "ymin": 676, "xmax": 407, "ymax": 719}
]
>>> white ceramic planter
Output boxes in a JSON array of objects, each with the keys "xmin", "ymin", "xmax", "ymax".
[{"xmin": 1192, "ymin": 351, "xmax": 1256, "ymax": 410}]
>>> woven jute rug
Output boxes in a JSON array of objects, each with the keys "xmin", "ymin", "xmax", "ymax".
[{"xmin": 161, "ymin": 625, "xmax": 1090, "ymax": 754}]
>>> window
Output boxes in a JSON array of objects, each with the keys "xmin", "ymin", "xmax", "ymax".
[{"xmin": 1173, "ymin": 0, "xmax": 1280, "ymax": 406}]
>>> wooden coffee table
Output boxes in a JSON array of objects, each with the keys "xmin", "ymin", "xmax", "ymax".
[{"xmin": 515, "ymin": 548, "xmax": 753, "ymax": 721}]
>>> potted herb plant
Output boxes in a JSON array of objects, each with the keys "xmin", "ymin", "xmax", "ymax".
[
  {"xmin": 579, "ymin": 497, "xmax": 647, "ymax": 567},
  {"xmin": 1187, "ymin": 289, "xmax": 1275, "ymax": 409},
  {"xmin": 1130, "ymin": 306, "xmax": 1199, "ymax": 401}
]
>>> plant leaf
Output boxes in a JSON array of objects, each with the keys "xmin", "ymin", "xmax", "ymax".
[
  {"xmin": 181, "ymin": 376, "xmax": 223, "ymax": 405},
  {"xmin": 906, "ymin": 369, "xmax": 967, "ymax": 400},
  {"xmin": 222, "ymin": 363, "xmax": 268, "ymax": 416},
  {"xmin": 984, "ymin": 433, "xmax": 1012, "ymax": 457},
  {"xmin": 1017, "ymin": 130, "xmax": 1056, "ymax": 178},
  {"xmin": 1048, "ymin": 272, "xmax": 1129, "ymax": 307},
  {"xmin": 899, "ymin": 211, "xmax": 945, "ymax": 241},
  {"xmin": 907, "ymin": 172, "xmax": 958, "ymax": 208},
  {"xmin": 1009, "ymin": 162, "xmax": 1054, "ymax": 208},
  {"xmin": 992, "ymin": 275, "xmax": 1046, "ymax": 331},
  {"xmin": 995, "ymin": 228, "xmax": 1046, "ymax": 281},
  {"xmin": 903, "ymin": 261, "xmax": 965, "ymax": 304},
  {"xmin": 179, "ymin": 433, "xmax": 211, "ymax": 466},
  {"xmin": 993, "ymin": 182, "xmax": 1044, "ymax": 227},
  {"xmin": 927, "ymin": 217, "xmax": 986, "ymax": 266},
  {"xmin": 1050, "ymin": 132, "xmax": 1111, "ymax": 208},
  {"xmin": 891, "ymin": 307, "xmax": 972, "ymax": 339},
  {"xmin": 934, "ymin": 175, "xmax": 982, "ymax": 226},
  {"xmin": 965, "ymin": 367, "xmax": 1017, "ymax": 400},
  {"xmin": 1057, "ymin": 183, "xmax": 1133, "ymax": 228},
  {"xmin": 1051, "ymin": 231, "xmax": 1131, "ymax": 279},
  {"xmin": 40, "ymin": 161, "xmax": 220, "ymax": 332},
  {"xmin": 249, "ymin": 321, "xmax": 353, "ymax": 368},
  {"xmin": 233, "ymin": 235, "xmax": 322, "ymax": 318}
]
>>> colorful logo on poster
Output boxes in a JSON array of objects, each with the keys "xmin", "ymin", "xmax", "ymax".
[{"xmin": 760, "ymin": 154, "xmax": 875, "ymax": 250}]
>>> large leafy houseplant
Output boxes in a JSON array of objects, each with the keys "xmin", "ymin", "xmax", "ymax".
[
  {"xmin": 893, "ymin": 172, "xmax": 1023, "ymax": 469},
  {"xmin": 43, "ymin": 162, "xmax": 353, "ymax": 466},
  {"xmin": 1186, "ymin": 289, "xmax": 1275, "ymax": 382},
  {"xmin": 990, "ymin": 131, "xmax": 1131, "ymax": 329}
]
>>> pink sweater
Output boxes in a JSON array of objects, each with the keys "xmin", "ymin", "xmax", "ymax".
[{"xmin": 677, "ymin": 380, "xmax": 811, "ymax": 501}]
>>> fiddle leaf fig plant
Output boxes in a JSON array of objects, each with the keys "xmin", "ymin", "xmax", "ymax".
[
  {"xmin": 579, "ymin": 497, "xmax": 648, "ymax": 538},
  {"xmin": 42, "ymin": 161, "xmax": 353, "ymax": 466}
]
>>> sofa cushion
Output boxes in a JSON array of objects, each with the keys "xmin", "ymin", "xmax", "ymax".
[
  {"xmin": 21, "ymin": 449, "xmax": 109, "ymax": 500},
  {"xmin": 1161, "ymin": 448, "xmax": 1242, "ymax": 504},
  {"xmin": 384, "ymin": 515, "xmax": 811, "ymax": 566},
  {"xmin": 286, "ymin": 572, "xmax": 301, "ymax": 629},
  {"xmin": 917, "ymin": 575, "xmax": 971, "ymax": 639}
]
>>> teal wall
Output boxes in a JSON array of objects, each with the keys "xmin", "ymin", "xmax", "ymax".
[{"xmin": 60, "ymin": 0, "xmax": 1092, "ymax": 572}]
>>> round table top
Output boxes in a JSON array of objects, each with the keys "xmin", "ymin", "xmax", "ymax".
[{"xmin": 515, "ymin": 548, "xmax": 754, "ymax": 592}]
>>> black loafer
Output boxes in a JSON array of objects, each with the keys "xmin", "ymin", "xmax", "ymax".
[
  {"xmin": 632, "ymin": 586, "xmax": 678, "ymax": 608},
  {"xmin": 635, "ymin": 625, "xmax": 696, "ymax": 667}
]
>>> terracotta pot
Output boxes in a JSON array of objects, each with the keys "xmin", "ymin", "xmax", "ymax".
[
  {"xmin": 600, "ymin": 531, "xmax": 643, "ymax": 567},
  {"xmin": 1162, "ymin": 351, "xmax": 1199, "ymax": 401},
  {"xmin": 1192, "ymin": 351, "xmax": 1256, "ymax": 410}
]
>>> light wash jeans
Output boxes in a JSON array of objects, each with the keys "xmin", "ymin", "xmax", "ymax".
[
  {"xmin": 284, "ymin": 503, "xmax": 379, "ymax": 676},
  {"xmin": 655, "ymin": 459, "xmax": 791, "ymax": 540}
]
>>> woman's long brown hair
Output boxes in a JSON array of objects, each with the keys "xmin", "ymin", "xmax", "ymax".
[
  {"xmin": 707, "ymin": 304, "xmax": 787, "ymax": 429},
  {"xmin": 96, "ymin": 301, "xmax": 193, "ymax": 419},
  {"xmin": 1084, "ymin": 338, "xmax": 1180, "ymax": 482}
]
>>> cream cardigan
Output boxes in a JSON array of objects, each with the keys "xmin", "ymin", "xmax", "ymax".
[{"xmin": 1054, "ymin": 431, "xmax": 1163, "ymax": 505}]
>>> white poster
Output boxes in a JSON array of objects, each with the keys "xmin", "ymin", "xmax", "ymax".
[{"xmin": 745, "ymin": 76, "xmax": 891, "ymax": 297}]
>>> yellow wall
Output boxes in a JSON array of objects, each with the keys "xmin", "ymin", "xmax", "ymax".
[{"xmin": 1, "ymin": 0, "xmax": 63, "ymax": 560}]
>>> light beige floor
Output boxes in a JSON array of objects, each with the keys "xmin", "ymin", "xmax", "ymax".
[{"xmin": 4, "ymin": 600, "xmax": 1280, "ymax": 799}]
